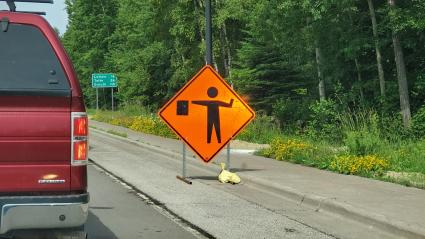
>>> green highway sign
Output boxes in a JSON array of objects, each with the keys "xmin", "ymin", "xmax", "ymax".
[{"xmin": 92, "ymin": 73, "xmax": 118, "ymax": 88}]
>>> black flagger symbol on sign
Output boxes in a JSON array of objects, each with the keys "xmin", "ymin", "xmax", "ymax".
[
  {"xmin": 193, "ymin": 87, "xmax": 234, "ymax": 143},
  {"xmin": 176, "ymin": 87, "xmax": 233, "ymax": 144}
]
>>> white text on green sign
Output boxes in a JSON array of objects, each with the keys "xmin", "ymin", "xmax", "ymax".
[{"xmin": 92, "ymin": 73, "xmax": 118, "ymax": 88}]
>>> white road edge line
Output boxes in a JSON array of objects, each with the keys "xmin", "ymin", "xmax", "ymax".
[{"xmin": 89, "ymin": 162, "xmax": 212, "ymax": 239}]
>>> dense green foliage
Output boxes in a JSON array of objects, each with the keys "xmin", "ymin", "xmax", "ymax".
[
  {"xmin": 63, "ymin": 0, "xmax": 118, "ymax": 105},
  {"xmin": 63, "ymin": 0, "xmax": 425, "ymax": 134}
]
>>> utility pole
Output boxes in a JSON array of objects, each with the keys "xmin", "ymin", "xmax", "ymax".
[{"xmin": 205, "ymin": 0, "xmax": 213, "ymax": 65}]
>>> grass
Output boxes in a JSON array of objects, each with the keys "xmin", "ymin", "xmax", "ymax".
[
  {"xmin": 89, "ymin": 106, "xmax": 176, "ymax": 139},
  {"xmin": 106, "ymin": 129, "xmax": 128, "ymax": 138},
  {"xmin": 256, "ymin": 109, "xmax": 425, "ymax": 188},
  {"xmin": 257, "ymin": 135, "xmax": 425, "ymax": 188},
  {"xmin": 237, "ymin": 114, "xmax": 282, "ymax": 144},
  {"xmin": 89, "ymin": 125, "xmax": 128, "ymax": 138},
  {"xmin": 382, "ymin": 171, "xmax": 425, "ymax": 188},
  {"xmin": 88, "ymin": 106, "xmax": 425, "ymax": 189},
  {"xmin": 86, "ymin": 108, "xmax": 97, "ymax": 116}
]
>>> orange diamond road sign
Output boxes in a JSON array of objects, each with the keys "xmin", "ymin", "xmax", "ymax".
[{"xmin": 159, "ymin": 65, "xmax": 255, "ymax": 163}]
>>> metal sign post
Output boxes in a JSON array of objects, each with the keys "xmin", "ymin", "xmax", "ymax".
[
  {"xmin": 176, "ymin": 143, "xmax": 192, "ymax": 184},
  {"xmin": 227, "ymin": 143, "xmax": 231, "ymax": 170},
  {"xmin": 182, "ymin": 143, "xmax": 186, "ymax": 178},
  {"xmin": 226, "ymin": 85, "xmax": 235, "ymax": 170},
  {"xmin": 92, "ymin": 73, "xmax": 118, "ymax": 111},
  {"xmin": 96, "ymin": 88, "xmax": 99, "ymax": 110},
  {"xmin": 111, "ymin": 88, "xmax": 114, "ymax": 111}
]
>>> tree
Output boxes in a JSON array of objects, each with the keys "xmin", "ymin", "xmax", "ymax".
[
  {"xmin": 61, "ymin": 0, "xmax": 425, "ymax": 131},
  {"xmin": 62, "ymin": 0, "xmax": 118, "ymax": 108},
  {"xmin": 388, "ymin": 0, "xmax": 411, "ymax": 127},
  {"xmin": 367, "ymin": 0, "xmax": 386, "ymax": 97},
  {"xmin": 315, "ymin": 39, "xmax": 325, "ymax": 101},
  {"xmin": 232, "ymin": 1, "xmax": 315, "ymax": 114},
  {"xmin": 105, "ymin": 0, "xmax": 173, "ymax": 108}
]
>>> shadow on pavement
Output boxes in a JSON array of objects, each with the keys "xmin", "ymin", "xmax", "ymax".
[
  {"xmin": 86, "ymin": 211, "xmax": 118, "ymax": 239},
  {"xmin": 189, "ymin": 175, "xmax": 218, "ymax": 181},
  {"xmin": 90, "ymin": 206, "xmax": 114, "ymax": 210},
  {"xmin": 229, "ymin": 168, "xmax": 262, "ymax": 172}
]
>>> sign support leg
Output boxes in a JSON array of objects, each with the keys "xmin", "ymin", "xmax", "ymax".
[
  {"xmin": 183, "ymin": 143, "xmax": 186, "ymax": 178},
  {"xmin": 96, "ymin": 88, "xmax": 99, "ymax": 111},
  {"xmin": 177, "ymin": 143, "xmax": 192, "ymax": 184},
  {"xmin": 226, "ymin": 143, "xmax": 231, "ymax": 170}
]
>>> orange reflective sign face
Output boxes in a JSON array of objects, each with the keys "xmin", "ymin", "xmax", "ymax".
[{"xmin": 159, "ymin": 66, "xmax": 255, "ymax": 163}]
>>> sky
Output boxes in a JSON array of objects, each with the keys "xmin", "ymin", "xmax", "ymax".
[{"xmin": 0, "ymin": 0, "xmax": 68, "ymax": 35}]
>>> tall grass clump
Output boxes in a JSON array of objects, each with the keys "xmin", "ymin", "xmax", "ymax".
[
  {"xmin": 338, "ymin": 109, "xmax": 385, "ymax": 156},
  {"xmin": 120, "ymin": 104, "xmax": 153, "ymax": 116},
  {"xmin": 237, "ymin": 114, "xmax": 282, "ymax": 144}
]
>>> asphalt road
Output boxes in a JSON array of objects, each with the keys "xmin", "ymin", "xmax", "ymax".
[
  {"xmin": 88, "ymin": 130, "xmax": 334, "ymax": 239},
  {"xmin": 85, "ymin": 164, "xmax": 200, "ymax": 239}
]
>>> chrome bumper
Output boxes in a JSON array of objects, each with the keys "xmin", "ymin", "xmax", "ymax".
[{"xmin": 0, "ymin": 194, "xmax": 89, "ymax": 234}]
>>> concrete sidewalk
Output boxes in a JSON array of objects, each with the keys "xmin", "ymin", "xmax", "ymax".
[{"xmin": 89, "ymin": 120, "xmax": 425, "ymax": 239}]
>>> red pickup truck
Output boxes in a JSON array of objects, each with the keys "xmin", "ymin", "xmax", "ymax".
[{"xmin": 0, "ymin": 5, "xmax": 88, "ymax": 239}]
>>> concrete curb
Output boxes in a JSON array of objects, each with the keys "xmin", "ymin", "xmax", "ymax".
[{"xmin": 89, "ymin": 127, "xmax": 425, "ymax": 239}]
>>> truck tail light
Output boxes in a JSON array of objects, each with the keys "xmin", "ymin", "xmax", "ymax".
[
  {"xmin": 74, "ymin": 117, "xmax": 88, "ymax": 136},
  {"xmin": 74, "ymin": 141, "xmax": 87, "ymax": 161},
  {"xmin": 71, "ymin": 112, "xmax": 88, "ymax": 165}
]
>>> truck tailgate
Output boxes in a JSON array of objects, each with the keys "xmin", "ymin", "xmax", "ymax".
[{"xmin": 0, "ymin": 96, "xmax": 71, "ymax": 193}]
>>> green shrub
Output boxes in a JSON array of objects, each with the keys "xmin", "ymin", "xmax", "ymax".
[
  {"xmin": 379, "ymin": 113, "xmax": 411, "ymax": 142},
  {"xmin": 110, "ymin": 116, "xmax": 133, "ymax": 128},
  {"xmin": 129, "ymin": 116, "xmax": 156, "ymax": 134},
  {"xmin": 306, "ymin": 100, "xmax": 340, "ymax": 141},
  {"xmin": 272, "ymin": 98, "xmax": 310, "ymax": 131},
  {"xmin": 411, "ymin": 106, "xmax": 425, "ymax": 138},
  {"xmin": 153, "ymin": 118, "xmax": 176, "ymax": 138},
  {"xmin": 262, "ymin": 137, "xmax": 311, "ymax": 161}
]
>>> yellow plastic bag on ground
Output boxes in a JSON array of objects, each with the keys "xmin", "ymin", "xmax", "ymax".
[{"xmin": 218, "ymin": 163, "xmax": 241, "ymax": 184}]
